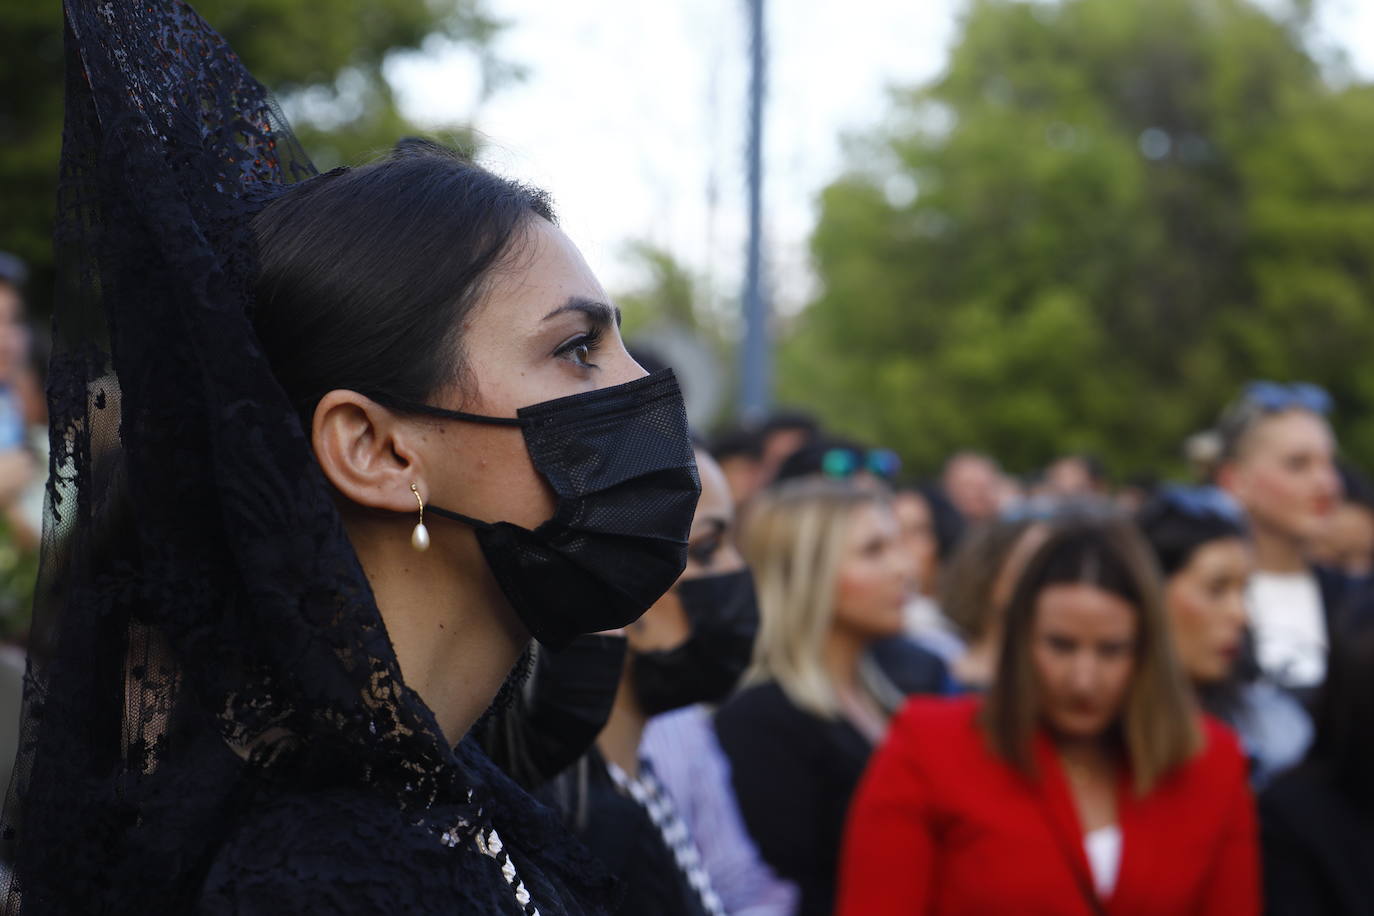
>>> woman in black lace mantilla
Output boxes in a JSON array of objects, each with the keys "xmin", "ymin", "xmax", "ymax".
[{"xmin": 1, "ymin": 1, "xmax": 700, "ymax": 913}]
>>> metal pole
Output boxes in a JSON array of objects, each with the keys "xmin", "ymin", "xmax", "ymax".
[{"xmin": 739, "ymin": 0, "xmax": 769, "ymax": 421}]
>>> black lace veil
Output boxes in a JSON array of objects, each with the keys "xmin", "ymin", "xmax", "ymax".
[{"xmin": 3, "ymin": 1, "xmax": 610, "ymax": 912}]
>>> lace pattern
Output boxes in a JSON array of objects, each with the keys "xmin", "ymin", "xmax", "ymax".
[{"xmin": 2, "ymin": 1, "xmax": 614, "ymax": 912}]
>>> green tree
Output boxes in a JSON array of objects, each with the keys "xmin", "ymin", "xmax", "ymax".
[
  {"xmin": 782, "ymin": 0, "xmax": 1374, "ymax": 477},
  {"xmin": 1, "ymin": 0, "xmax": 510, "ymax": 317}
]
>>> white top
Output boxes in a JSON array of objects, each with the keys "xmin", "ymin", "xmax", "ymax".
[
  {"xmin": 1247, "ymin": 571, "xmax": 1327, "ymax": 689},
  {"xmin": 1083, "ymin": 825, "xmax": 1122, "ymax": 898}
]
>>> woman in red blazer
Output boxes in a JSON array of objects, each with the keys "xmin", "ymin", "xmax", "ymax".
[{"xmin": 839, "ymin": 517, "xmax": 1260, "ymax": 916}]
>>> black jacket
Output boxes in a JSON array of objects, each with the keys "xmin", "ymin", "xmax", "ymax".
[
  {"xmin": 1261, "ymin": 762, "xmax": 1374, "ymax": 916},
  {"xmin": 714, "ymin": 680, "xmax": 874, "ymax": 916}
]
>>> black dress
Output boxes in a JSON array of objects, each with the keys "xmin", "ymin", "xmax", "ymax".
[
  {"xmin": 714, "ymin": 680, "xmax": 874, "ymax": 916},
  {"xmin": 1260, "ymin": 762, "xmax": 1374, "ymax": 916},
  {"xmin": 198, "ymin": 738, "xmax": 615, "ymax": 915}
]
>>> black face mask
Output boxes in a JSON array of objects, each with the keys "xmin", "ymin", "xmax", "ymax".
[
  {"xmin": 521, "ymin": 633, "xmax": 629, "ymax": 778},
  {"xmin": 388, "ymin": 369, "xmax": 701, "ymax": 650},
  {"xmin": 631, "ymin": 568, "xmax": 760, "ymax": 716}
]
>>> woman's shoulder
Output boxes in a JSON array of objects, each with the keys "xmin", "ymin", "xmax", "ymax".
[
  {"xmin": 1150, "ymin": 713, "xmax": 1251, "ymax": 806},
  {"xmin": 199, "ymin": 787, "xmax": 458, "ymax": 914},
  {"xmin": 719, "ymin": 679, "xmax": 791, "ymax": 713},
  {"xmin": 716, "ymin": 680, "xmax": 809, "ymax": 730},
  {"xmin": 199, "ymin": 783, "xmax": 595, "ymax": 916},
  {"xmin": 871, "ymin": 695, "xmax": 986, "ymax": 778},
  {"xmin": 714, "ymin": 680, "xmax": 836, "ymax": 756},
  {"xmin": 890, "ymin": 694, "xmax": 981, "ymax": 741},
  {"xmin": 1196, "ymin": 712, "xmax": 1248, "ymax": 771}
]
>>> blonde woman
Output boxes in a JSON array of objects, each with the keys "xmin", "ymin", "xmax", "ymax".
[{"xmin": 715, "ymin": 479, "xmax": 910, "ymax": 916}]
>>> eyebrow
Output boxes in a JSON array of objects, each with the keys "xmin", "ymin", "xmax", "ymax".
[{"xmin": 542, "ymin": 296, "xmax": 622, "ymax": 328}]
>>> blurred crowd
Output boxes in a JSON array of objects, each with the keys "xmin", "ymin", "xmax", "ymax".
[
  {"xmin": 3, "ymin": 240, "xmax": 1371, "ymax": 914},
  {"xmin": 511, "ymin": 365, "xmax": 1369, "ymax": 914}
]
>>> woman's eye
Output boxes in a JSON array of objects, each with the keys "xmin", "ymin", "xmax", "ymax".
[{"xmin": 556, "ymin": 329, "xmax": 603, "ymax": 368}]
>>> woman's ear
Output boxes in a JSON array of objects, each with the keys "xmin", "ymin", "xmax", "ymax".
[{"xmin": 311, "ymin": 389, "xmax": 428, "ymax": 513}]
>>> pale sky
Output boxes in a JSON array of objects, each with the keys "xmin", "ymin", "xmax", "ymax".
[{"xmin": 387, "ymin": 0, "xmax": 1374, "ymax": 313}]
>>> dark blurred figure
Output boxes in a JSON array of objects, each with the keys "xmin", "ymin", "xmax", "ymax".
[
  {"xmin": 1308, "ymin": 462, "xmax": 1374, "ymax": 579},
  {"xmin": 1043, "ymin": 453, "xmax": 1109, "ymax": 501},
  {"xmin": 941, "ymin": 450, "xmax": 1005, "ymax": 523},
  {"xmin": 1114, "ymin": 472, "xmax": 1159, "ymax": 515},
  {"xmin": 710, "ymin": 410, "xmax": 818, "ymax": 511},
  {"xmin": 711, "ymin": 424, "xmax": 767, "ymax": 510},
  {"xmin": 757, "ymin": 410, "xmax": 819, "ymax": 485},
  {"xmin": 1138, "ymin": 486, "xmax": 1312, "ymax": 786},
  {"xmin": 894, "ymin": 484, "xmax": 966, "ymax": 663},
  {"xmin": 840, "ymin": 518, "xmax": 1259, "ymax": 915},
  {"xmin": 1213, "ymin": 382, "xmax": 1346, "ymax": 696},
  {"xmin": 1261, "ymin": 599, "xmax": 1374, "ymax": 915}
]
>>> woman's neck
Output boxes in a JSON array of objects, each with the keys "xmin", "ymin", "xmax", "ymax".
[
  {"xmin": 596, "ymin": 663, "xmax": 647, "ymax": 778},
  {"xmin": 823, "ymin": 625, "xmax": 869, "ymax": 694},
  {"xmin": 1054, "ymin": 733, "xmax": 1118, "ymax": 769},
  {"xmin": 1250, "ymin": 522, "xmax": 1309, "ymax": 574},
  {"xmin": 352, "ymin": 517, "xmax": 529, "ymax": 746},
  {"xmin": 1054, "ymin": 733, "xmax": 1121, "ymax": 832},
  {"xmin": 825, "ymin": 627, "xmax": 888, "ymax": 743}
]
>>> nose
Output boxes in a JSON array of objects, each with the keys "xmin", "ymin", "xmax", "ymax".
[
  {"xmin": 1067, "ymin": 652, "xmax": 1100, "ymax": 694},
  {"xmin": 610, "ymin": 342, "xmax": 651, "ymax": 387}
]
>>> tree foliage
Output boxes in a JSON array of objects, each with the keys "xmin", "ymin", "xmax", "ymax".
[
  {"xmin": 780, "ymin": 0, "xmax": 1374, "ymax": 477},
  {"xmin": 0, "ymin": 0, "xmax": 507, "ymax": 318}
]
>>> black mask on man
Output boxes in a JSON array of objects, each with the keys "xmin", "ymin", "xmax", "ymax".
[{"xmin": 631, "ymin": 568, "xmax": 760, "ymax": 716}]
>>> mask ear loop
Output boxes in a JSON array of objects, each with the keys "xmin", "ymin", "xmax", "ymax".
[{"xmin": 410, "ymin": 483, "xmax": 430, "ymax": 551}]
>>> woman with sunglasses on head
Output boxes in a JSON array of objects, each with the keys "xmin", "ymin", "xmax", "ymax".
[
  {"xmin": 1210, "ymin": 382, "xmax": 1347, "ymax": 700},
  {"xmin": 839, "ymin": 517, "xmax": 1259, "ymax": 916},
  {"xmin": 1138, "ymin": 486, "xmax": 1312, "ymax": 787},
  {"xmin": 772, "ymin": 440, "xmax": 951, "ymax": 699},
  {"xmin": 7, "ymin": 2, "xmax": 700, "ymax": 913},
  {"xmin": 715, "ymin": 479, "xmax": 911, "ymax": 916}
]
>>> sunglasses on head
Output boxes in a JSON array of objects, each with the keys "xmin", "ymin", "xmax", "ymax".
[
  {"xmin": 821, "ymin": 447, "xmax": 902, "ymax": 481},
  {"xmin": 1242, "ymin": 381, "xmax": 1332, "ymax": 416}
]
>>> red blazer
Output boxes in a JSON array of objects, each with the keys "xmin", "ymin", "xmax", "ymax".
[{"xmin": 838, "ymin": 696, "xmax": 1259, "ymax": 916}]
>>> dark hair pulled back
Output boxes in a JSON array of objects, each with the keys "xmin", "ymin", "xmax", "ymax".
[
  {"xmin": 251, "ymin": 137, "xmax": 555, "ymax": 419},
  {"xmin": 1137, "ymin": 499, "xmax": 1248, "ymax": 578}
]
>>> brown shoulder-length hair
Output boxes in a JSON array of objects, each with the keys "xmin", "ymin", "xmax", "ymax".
[{"xmin": 981, "ymin": 516, "xmax": 1202, "ymax": 795}]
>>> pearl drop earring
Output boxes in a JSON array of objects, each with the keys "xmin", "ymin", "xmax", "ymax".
[{"xmin": 410, "ymin": 483, "xmax": 430, "ymax": 551}]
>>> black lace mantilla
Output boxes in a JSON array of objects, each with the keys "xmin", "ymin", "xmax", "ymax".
[{"xmin": 1, "ymin": 1, "xmax": 613, "ymax": 912}]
